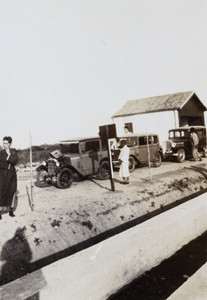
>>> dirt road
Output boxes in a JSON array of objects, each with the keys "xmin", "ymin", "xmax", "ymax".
[{"xmin": 0, "ymin": 158, "xmax": 207, "ymax": 285}]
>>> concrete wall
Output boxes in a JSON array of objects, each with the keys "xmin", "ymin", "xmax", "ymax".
[
  {"xmin": 1, "ymin": 194, "xmax": 207, "ymax": 300},
  {"xmin": 113, "ymin": 110, "xmax": 177, "ymax": 144}
]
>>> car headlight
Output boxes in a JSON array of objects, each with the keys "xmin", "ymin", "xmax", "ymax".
[
  {"xmin": 171, "ymin": 142, "xmax": 176, "ymax": 148},
  {"xmin": 42, "ymin": 161, "xmax": 47, "ymax": 166}
]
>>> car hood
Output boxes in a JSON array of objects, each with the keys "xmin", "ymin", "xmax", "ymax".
[{"xmin": 62, "ymin": 153, "xmax": 80, "ymax": 158}]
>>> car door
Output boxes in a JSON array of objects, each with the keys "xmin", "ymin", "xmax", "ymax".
[
  {"xmin": 80, "ymin": 140, "xmax": 100, "ymax": 175},
  {"xmin": 138, "ymin": 136, "xmax": 149, "ymax": 163},
  {"xmin": 150, "ymin": 135, "xmax": 159, "ymax": 159}
]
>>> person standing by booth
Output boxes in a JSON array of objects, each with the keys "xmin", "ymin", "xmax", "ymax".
[
  {"xmin": 0, "ymin": 136, "xmax": 18, "ymax": 220},
  {"xmin": 118, "ymin": 139, "xmax": 130, "ymax": 184},
  {"xmin": 124, "ymin": 126, "xmax": 133, "ymax": 135}
]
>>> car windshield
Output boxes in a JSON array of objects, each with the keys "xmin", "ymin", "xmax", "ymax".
[
  {"xmin": 60, "ymin": 143, "xmax": 79, "ymax": 154},
  {"xmin": 169, "ymin": 130, "xmax": 187, "ymax": 138}
]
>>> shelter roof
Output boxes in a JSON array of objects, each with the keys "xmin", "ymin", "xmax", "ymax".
[{"xmin": 112, "ymin": 91, "xmax": 206, "ymax": 118}]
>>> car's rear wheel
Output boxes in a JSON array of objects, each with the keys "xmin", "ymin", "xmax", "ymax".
[
  {"xmin": 36, "ymin": 169, "xmax": 50, "ymax": 187},
  {"xmin": 153, "ymin": 152, "xmax": 162, "ymax": 167},
  {"xmin": 99, "ymin": 160, "xmax": 110, "ymax": 180},
  {"xmin": 57, "ymin": 168, "xmax": 73, "ymax": 189},
  {"xmin": 129, "ymin": 156, "xmax": 136, "ymax": 172},
  {"xmin": 177, "ymin": 148, "xmax": 186, "ymax": 163}
]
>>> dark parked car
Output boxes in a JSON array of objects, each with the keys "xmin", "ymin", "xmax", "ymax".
[
  {"xmin": 162, "ymin": 126, "xmax": 207, "ymax": 162},
  {"xmin": 36, "ymin": 137, "xmax": 110, "ymax": 189},
  {"xmin": 112, "ymin": 133, "xmax": 162, "ymax": 172}
]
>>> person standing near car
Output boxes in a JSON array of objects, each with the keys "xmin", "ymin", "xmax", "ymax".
[
  {"xmin": 118, "ymin": 139, "xmax": 130, "ymax": 184},
  {"xmin": 190, "ymin": 127, "xmax": 202, "ymax": 161},
  {"xmin": 0, "ymin": 136, "xmax": 18, "ymax": 220}
]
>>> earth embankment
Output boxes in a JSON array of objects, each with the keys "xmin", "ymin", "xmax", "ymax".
[{"xmin": 0, "ymin": 159, "xmax": 207, "ymax": 285}]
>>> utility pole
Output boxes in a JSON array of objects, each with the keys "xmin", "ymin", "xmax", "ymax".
[
  {"xmin": 99, "ymin": 124, "xmax": 117, "ymax": 192},
  {"xmin": 29, "ymin": 132, "xmax": 35, "ymax": 211},
  {"xmin": 146, "ymin": 129, "xmax": 152, "ymax": 182}
]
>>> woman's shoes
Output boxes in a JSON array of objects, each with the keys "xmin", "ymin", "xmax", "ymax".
[
  {"xmin": 9, "ymin": 211, "xmax": 15, "ymax": 217},
  {"xmin": 0, "ymin": 211, "xmax": 16, "ymax": 219}
]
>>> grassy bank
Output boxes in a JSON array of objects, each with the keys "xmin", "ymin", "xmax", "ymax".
[{"xmin": 17, "ymin": 144, "xmax": 60, "ymax": 166}]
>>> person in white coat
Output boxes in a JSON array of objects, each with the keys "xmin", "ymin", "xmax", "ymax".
[{"xmin": 118, "ymin": 139, "xmax": 130, "ymax": 184}]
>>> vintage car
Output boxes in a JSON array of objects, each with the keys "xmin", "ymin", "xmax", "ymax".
[
  {"xmin": 112, "ymin": 133, "xmax": 162, "ymax": 172},
  {"xmin": 36, "ymin": 137, "xmax": 110, "ymax": 189},
  {"xmin": 162, "ymin": 126, "xmax": 207, "ymax": 162}
]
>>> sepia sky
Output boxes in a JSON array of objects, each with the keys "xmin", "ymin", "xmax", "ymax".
[{"xmin": 0, "ymin": 0, "xmax": 207, "ymax": 149}]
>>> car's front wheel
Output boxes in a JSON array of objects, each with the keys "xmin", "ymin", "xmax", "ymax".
[
  {"xmin": 177, "ymin": 148, "xmax": 186, "ymax": 163},
  {"xmin": 99, "ymin": 160, "xmax": 110, "ymax": 180},
  {"xmin": 57, "ymin": 168, "xmax": 73, "ymax": 189},
  {"xmin": 36, "ymin": 169, "xmax": 50, "ymax": 187},
  {"xmin": 153, "ymin": 152, "xmax": 162, "ymax": 167}
]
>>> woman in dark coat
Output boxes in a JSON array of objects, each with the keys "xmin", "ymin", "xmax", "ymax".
[{"xmin": 0, "ymin": 136, "xmax": 18, "ymax": 220}]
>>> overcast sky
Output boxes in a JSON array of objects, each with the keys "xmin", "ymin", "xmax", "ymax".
[{"xmin": 0, "ymin": 0, "xmax": 207, "ymax": 149}]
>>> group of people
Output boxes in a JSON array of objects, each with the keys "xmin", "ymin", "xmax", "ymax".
[
  {"xmin": 0, "ymin": 136, "xmax": 18, "ymax": 220},
  {"xmin": 111, "ymin": 126, "xmax": 132, "ymax": 185},
  {"xmin": 118, "ymin": 126, "xmax": 133, "ymax": 184}
]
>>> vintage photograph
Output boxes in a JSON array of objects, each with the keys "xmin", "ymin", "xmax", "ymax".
[{"xmin": 0, "ymin": 1, "xmax": 207, "ymax": 299}]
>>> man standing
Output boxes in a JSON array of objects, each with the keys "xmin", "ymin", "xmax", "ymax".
[
  {"xmin": 190, "ymin": 127, "xmax": 202, "ymax": 161},
  {"xmin": 118, "ymin": 139, "xmax": 130, "ymax": 184}
]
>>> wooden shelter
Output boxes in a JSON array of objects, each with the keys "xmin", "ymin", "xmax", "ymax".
[{"xmin": 112, "ymin": 91, "xmax": 206, "ymax": 142}]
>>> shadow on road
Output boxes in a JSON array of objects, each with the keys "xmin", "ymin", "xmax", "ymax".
[
  {"xmin": 0, "ymin": 227, "xmax": 32, "ymax": 285},
  {"xmin": 188, "ymin": 165, "xmax": 207, "ymax": 180},
  {"xmin": 0, "ymin": 227, "xmax": 47, "ymax": 299}
]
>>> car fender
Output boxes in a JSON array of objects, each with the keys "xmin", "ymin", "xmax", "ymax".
[
  {"xmin": 173, "ymin": 146, "xmax": 191, "ymax": 155},
  {"xmin": 36, "ymin": 165, "xmax": 48, "ymax": 172},
  {"xmin": 128, "ymin": 154, "xmax": 139, "ymax": 166},
  {"xmin": 158, "ymin": 148, "xmax": 164, "ymax": 159},
  {"xmin": 98, "ymin": 158, "xmax": 110, "ymax": 170},
  {"xmin": 59, "ymin": 164, "xmax": 84, "ymax": 179},
  {"xmin": 99, "ymin": 157, "xmax": 109, "ymax": 164}
]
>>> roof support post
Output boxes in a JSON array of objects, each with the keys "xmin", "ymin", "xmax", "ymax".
[{"xmin": 173, "ymin": 110, "xmax": 179, "ymax": 128}]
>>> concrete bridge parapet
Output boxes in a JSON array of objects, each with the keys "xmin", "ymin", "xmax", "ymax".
[{"xmin": 1, "ymin": 193, "xmax": 207, "ymax": 300}]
